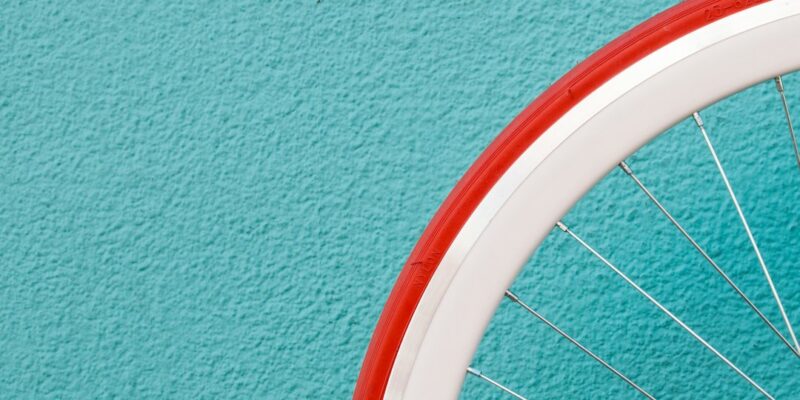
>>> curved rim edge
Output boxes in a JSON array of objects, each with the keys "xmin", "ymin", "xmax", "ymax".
[{"xmin": 353, "ymin": 1, "xmax": 769, "ymax": 398}]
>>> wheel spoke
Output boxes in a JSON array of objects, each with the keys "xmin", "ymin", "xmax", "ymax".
[
  {"xmin": 557, "ymin": 221, "xmax": 774, "ymax": 399},
  {"xmin": 466, "ymin": 367, "xmax": 527, "ymax": 400},
  {"xmin": 618, "ymin": 161, "xmax": 799, "ymax": 357},
  {"xmin": 504, "ymin": 290, "xmax": 655, "ymax": 399},
  {"xmin": 775, "ymin": 76, "xmax": 800, "ymax": 171},
  {"xmin": 693, "ymin": 112, "xmax": 800, "ymax": 353}
]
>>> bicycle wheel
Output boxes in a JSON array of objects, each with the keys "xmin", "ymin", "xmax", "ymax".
[{"xmin": 355, "ymin": 1, "xmax": 800, "ymax": 398}]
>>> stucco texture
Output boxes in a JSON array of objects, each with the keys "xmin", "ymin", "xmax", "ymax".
[{"xmin": 2, "ymin": 1, "xmax": 799, "ymax": 399}]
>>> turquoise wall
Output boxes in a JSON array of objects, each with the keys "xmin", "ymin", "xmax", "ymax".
[{"xmin": 3, "ymin": 1, "xmax": 799, "ymax": 398}]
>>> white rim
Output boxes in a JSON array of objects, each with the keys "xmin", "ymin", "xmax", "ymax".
[{"xmin": 385, "ymin": 2, "xmax": 800, "ymax": 398}]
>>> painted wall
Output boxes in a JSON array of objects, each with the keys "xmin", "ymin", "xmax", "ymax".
[{"xmin": 2, "ymin": 1, "xmax": 799, "ymax": 398}]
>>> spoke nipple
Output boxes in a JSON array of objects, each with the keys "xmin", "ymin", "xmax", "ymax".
[
  {"xmin": 619, "ymin": 161, "xmax": 633, "ymax": 175},
  {"xmin": 504, "ymin": 290, "xmax": 520, "ymax": 303},
  {"xmin": 775, "ymin": 76, "xmax": 785, "ymax": 93},
  {"xmin": 466, "ymin": 367, "xmax": 481, "ymax": 376},
  {"xmin": 555, "ymin": 221, "xmax": 568, "ymax": 232},
  {"xmin": 692, "ymin": 112, "xmax": 704, "ymax": 128}
]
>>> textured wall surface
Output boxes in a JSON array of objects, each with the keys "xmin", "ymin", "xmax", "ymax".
[{"xmin": 2, "ymin": 1, "xmax": 800, "ymax": 399}]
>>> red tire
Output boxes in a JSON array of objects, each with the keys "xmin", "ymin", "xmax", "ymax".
[{"xmin": 354, "ymin": 1, "xmax": 770, "ymax": 398}]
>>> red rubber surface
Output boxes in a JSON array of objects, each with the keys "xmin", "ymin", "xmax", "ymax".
[{"xmin": 354, "ymin": 1, "xmax": 769, "ymax": 398}]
